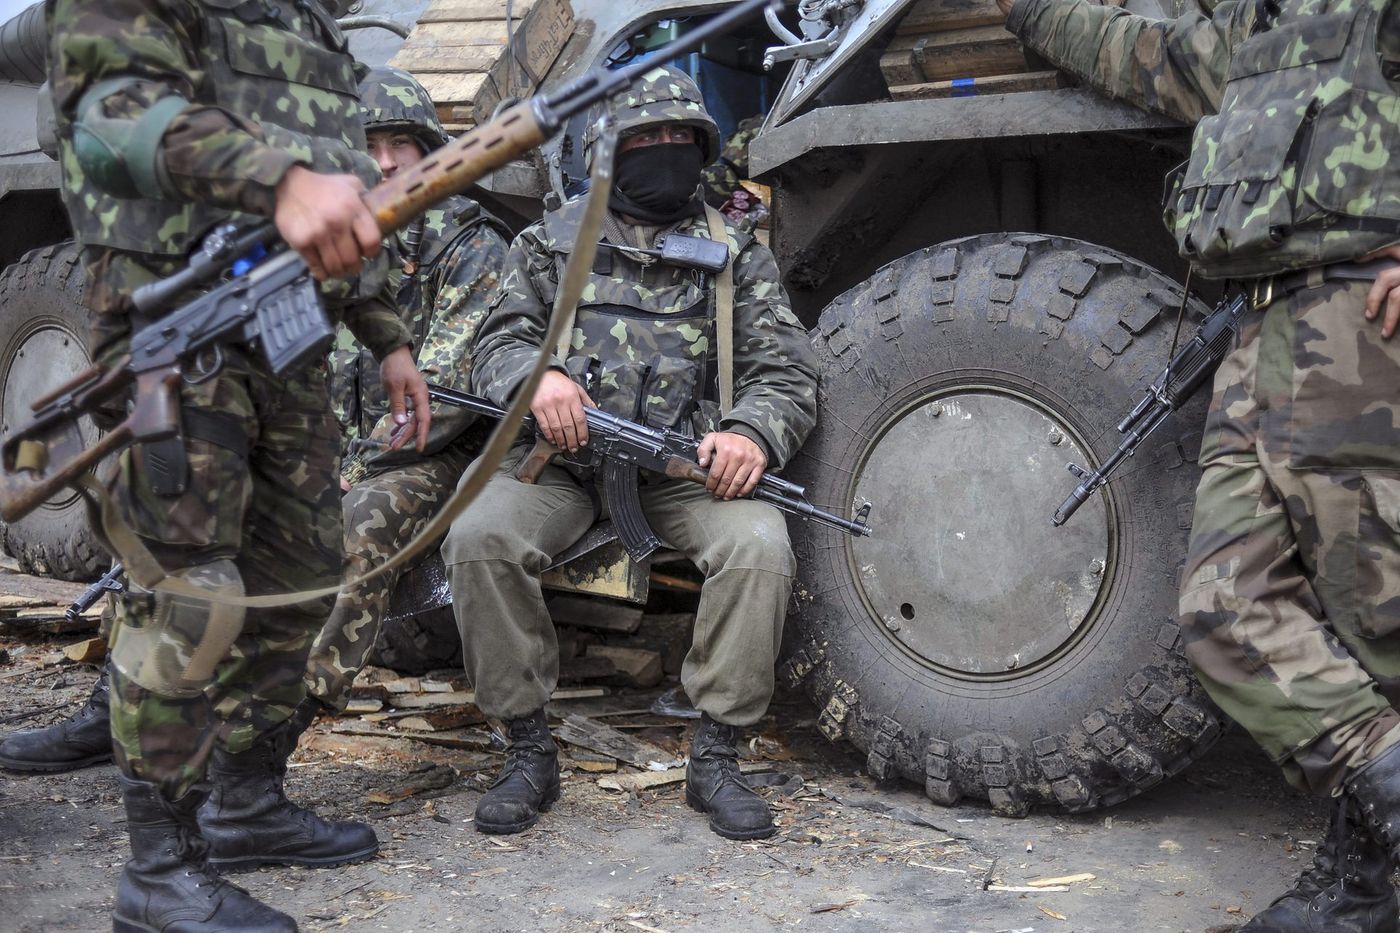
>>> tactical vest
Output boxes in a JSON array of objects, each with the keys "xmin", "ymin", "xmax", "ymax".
[
  {"xmin": 542, "ymin": 204, "xmax": 748, "ymax": 440},
  {"xmin": 59, "ymin": 0, "xmax": 375, "ymax": 260},
  {"xmin": 1163, "ymin": 0, "xmax": 1400, "ymax": 278}
]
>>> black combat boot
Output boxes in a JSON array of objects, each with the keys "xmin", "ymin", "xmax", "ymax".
[
  {"xmin": 0, "ymin": 666, "xmax": 113, "ymax": 772},
  {"xmin": 1348, "ymin": 740, "xmax": 1400, "ymax": 863},
  {"xmin": 685, "ymin": 714, "xmax": 775, "ymax": 840},
  {"xmin": 1237, "ymin": 795, "xmax": 1398, "ymax": 932},
  {"xmin": 474, "ymin": 709, "xmax": 560, "ymax": 834},
  {"xmin": 113, "ymin": 774, "xmax": 297, "ymax": 933},
  {"xmin": 199, "ymin": 699, "xmax": 378, "ymax": 872}
]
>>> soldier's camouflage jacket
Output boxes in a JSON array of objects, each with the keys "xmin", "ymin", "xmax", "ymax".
[
  {"xmin": 47, "ymin": 0, "xmax": 409, "ymax": 362},
  {"xmin": 471, "ymin": 198, "xmax": 818, "ymax": 470},
  {"xmin": 1009, "ymin": 0, "xmax": 1400, "ymax": 277},
  {"xmin": 702, "ymin": 116, "xmax": 764, "ymax": 207},
  {"xmin": 334, "ymin": 195, "xmax": 510, "ymax": 482}
]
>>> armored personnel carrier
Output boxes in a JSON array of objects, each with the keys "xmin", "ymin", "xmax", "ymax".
[{"xmin": 0, "ymin": 0, "xmax": 1219, "ymax": 815}]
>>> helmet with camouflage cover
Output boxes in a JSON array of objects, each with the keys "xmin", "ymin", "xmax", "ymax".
[
  {"xmin": 583, "ymin": 64, "xmax": 720, "ymax": 164},
  {"xmin": 358, "ymin": 66, "xmax": 450, "ymax": 152}
]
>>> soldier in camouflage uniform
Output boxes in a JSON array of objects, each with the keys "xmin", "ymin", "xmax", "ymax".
[
  {"xmin": 45, "ymin": 0, "xmax": 432, "ymax": 927},
  {"xmin": 304, "ymin": 66, "xmax": 510, "ymax": 713},
  {"xmin": 1004, "ymin": 0, "xmax": 1400, "ymax": 927},
  {"xmin": 444, "ymin": 65, "xmax": 817, "ymax": 841}
]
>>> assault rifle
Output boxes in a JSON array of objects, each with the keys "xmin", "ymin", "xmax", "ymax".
[
  {"xmin": 65, "ymin": 562, "xmax": 127, "ymax": 623},
  {"xmin": 0, "ymin": 0, "xmax": 777, "ymax": 524},
  {"xmin": 425, "ymin": 383, "xmax": 873, "ymax": 561},
  {"xmin": 1051, "ymin": 293, "xmax": 1251, "ymax": 526}
]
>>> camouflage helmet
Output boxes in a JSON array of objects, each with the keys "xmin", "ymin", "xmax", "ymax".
[
  {"xmin": 583, "ymin": 64, "xmax": 720, "ymax": 164},
  {"xmin": 358, "ymin": 66, "xmax": 449, "ymax": 152}
]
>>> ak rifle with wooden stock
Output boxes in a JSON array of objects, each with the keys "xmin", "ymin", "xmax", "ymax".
[
  {"xmin": 425, "ymin": 383, "xmax": 873, "ymax": 562},
  {"xmin": 0, "ymin": 0, "xmax": 777, "ymax": 523}
]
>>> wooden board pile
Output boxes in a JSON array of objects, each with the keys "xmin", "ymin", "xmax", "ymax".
[
  {"xmin": 879, "ymin": 0, "xmax": 1061, "ymax": 101},
  {"xmin": 388, "ymin": 0, "xmax": 575, "ymax": 133}
]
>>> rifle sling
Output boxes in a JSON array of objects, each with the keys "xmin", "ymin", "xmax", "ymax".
[
  {"xmin": 702, "ymin": 205, "xmax": 735, "ymax": 417},
  {"xmin": 83, "ymin": 129, "xmax": 619, "ymax": 609}
]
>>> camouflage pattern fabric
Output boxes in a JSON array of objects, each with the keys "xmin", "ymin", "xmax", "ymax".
[
  {"xmin": 1009, "ymin": 0, "xmax": 1400, "ymax": 278},
  {"xmin": 304, "ymin": 446, "xmax": 471, "ymax": 710},
  {"xmin": 472, "ymin": 198, "xmax": 818, "ymax": 468},
  {"xmin": 107, "ymin": 354, "xmax": 343, "ymax": 798},
  {"xmin": 702, "ymin": 115, "xmax": 763, "ymax": 208},
  {"xmin": 333, "ymin": 195, "xmax": 510, "ymax": 481},
  {"xmin": 47, "ymin": 0, "xmax": 406, "ymax": 363},
  {"xmin": 1180, "ymin": 282, "xmax": 1400, "ymax": 796},
  {"xmin": 358, "ymin": 65, "xmax": 450, "ymax": 152},
  {"xmin": 46, "ymin": 0, "xmax": 405, "ymax": 798},
  {"xmin": 583, "ymin": 65, "xmax": 722, "ymax": 164},
  {"xmin": 1006, "ymin": 0, "xmax": 1253, "ymax": 125}
]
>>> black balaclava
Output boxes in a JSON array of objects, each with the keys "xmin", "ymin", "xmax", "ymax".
[{"xmin": 609, "ymin": 141, "xmax": 705, "ymax": 225}]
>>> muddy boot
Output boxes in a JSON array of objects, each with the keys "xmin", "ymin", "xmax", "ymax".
[
  {"xmin": 474, "ymin": 709, "xmax": 559, "ymax": 834},
  {"xmin": 685, "ymin": 714, "xmax": 775, "ymax": 841},
  {"xmin": 1237, "ymin": 796, "xmax": 1398, "ymax": 932},
  {"xmin": 200, "ymin": 699, "xmax": 377, "ymax": 872},
  {"xmin": 0, "ymin": 666, "xmax": 113, "ymax": 773},
  {"xmin": 113, "ymin": 775, "xmax": 297, "ymax": 933}
]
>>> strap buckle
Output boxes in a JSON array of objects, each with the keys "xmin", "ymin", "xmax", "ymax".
[{"xmin": 1250, "ymin": 276, "xmax": 1275, "ymax": 311}]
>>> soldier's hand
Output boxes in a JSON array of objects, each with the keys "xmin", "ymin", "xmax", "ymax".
[
  {"xmin": 274, "ymin": 165, "xmax": 382, "ymax": 281},
  {"xmin": 531, "ymin": 369, "xmax": 594, "ymax": 452},
  {"xmin": 379, "ymin": 345, "xmax": 431, "ymax": 452},
  {"xmin": 698, "ymin": 431, "xmax": 767, "ymax": 500},
  {"xmin": 1363, "ymin": 245, "xmax": 1400, "ymax": 339}
]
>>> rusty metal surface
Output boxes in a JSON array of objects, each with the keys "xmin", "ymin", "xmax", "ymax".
[{"xmin": 750, "ymin": 89, "xmax": 1181, "ymax": 177}]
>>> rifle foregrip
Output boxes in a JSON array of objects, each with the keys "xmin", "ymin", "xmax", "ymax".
[{"xmin": 363, "ymin": 102, "xmax": 549, "ymax": 234}]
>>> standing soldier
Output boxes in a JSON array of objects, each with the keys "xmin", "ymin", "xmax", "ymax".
[
  {"xmin": 45, "ymin": 0, "xmax": 431, "ymax": 928},
  {"xmin": 444, "ymin": 66, "xmax": 818, "ymax": 842},
  {"xmin": 304, "ymin": 66, "xmax": 510, "ymax": 716},
  {"xmin": 1002, "ymin": 0, "xmax": 1400, "ymax": 928}
]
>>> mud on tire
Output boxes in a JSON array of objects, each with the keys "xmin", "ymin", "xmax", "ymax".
[
  {"xmin": 784, "ymin": 233, "xmax": 1223, "ymax": 814},
  {"xmin": 0, "ymin": 242, "xmax": 107, "ymax": 581}
]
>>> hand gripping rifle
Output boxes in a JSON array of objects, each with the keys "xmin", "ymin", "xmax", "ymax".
[
  {"xmin": 425, "ymin": 383, "xmax": 873, "ymax": 561},
  {"xmin": 1051, "ymin": 292, "xmax": 1250, "ymax": 526},
  {"xmin": 0, "ymin": 0, "xmax": 779, "ymax": 524}
]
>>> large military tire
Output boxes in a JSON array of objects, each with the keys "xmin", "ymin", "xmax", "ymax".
[
  {"xmin": 784, "ymin": 233, "xmax": 1224, "ymax": 815},
  {"xmin": 0, "ymin": 242, "xmax": 107, "ymax": 581}
]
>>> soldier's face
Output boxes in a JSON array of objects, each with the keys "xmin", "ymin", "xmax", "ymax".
[
  {"xmin": 619, "ymin": 123, "xmax": 698, "ymax": 153},
  {"xmin": 367, "ymin": 131, "xmax": 426, "ymax": 178}
]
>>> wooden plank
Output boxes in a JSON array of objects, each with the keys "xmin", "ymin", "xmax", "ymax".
[
  {"xmin": 63, "ymin": 637, "xmax": 107, "ymax": 663},
  {"xmin": 888, "ymin": 70, "xmax": 1060, "ymax": 100},
  {"xmin": 394, "ymin": 20, "xmax": 510, "ymax": 47},
  {"xmin": 555, "ymin": 713, "xmax": 683, "ymax": 770},
  {"xmin": 547, "ymin": 594, "xmax": 643, "ymax": 634},
  {"xmin": 390, "ymin": 45, "xmax": 502, "ymax": 74},
  {"xmin": 416, "ymin": 0, "xmax": 537, "ymax": 23},
  {"xmin": 474, "ymin": 0, "xmax": 573, "ymax": 119},
  {"xmin": 584, "ymin": 645, "xmax": 662, "ymax": 687},
  {"xmin": 895, "ymin": 0, "xmax": 1005, "ymax": 35},
  {"xmin": 880, "ymin": 26, "xmax": 1027, "ymax": 86},
  {"xmin": 417, "ymin": 72, "xmax": 490, "ymax": 105}
]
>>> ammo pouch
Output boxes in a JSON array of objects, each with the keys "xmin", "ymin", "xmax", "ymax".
[
  {"xmin": 137, "ymin": 407, "xmax": 248, "ymax": 498},
  {"xmin": 1164, "ymin": 3, "xmax": 1400, "ymax": 278}
]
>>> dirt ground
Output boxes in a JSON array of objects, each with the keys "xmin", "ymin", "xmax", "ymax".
[{"xmin": 0, "ymin": 563, "xmax": 1321, "ymax": 933}]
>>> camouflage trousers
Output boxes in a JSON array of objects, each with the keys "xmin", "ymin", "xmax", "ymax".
[
  {"xmin": 304, "ymin": 444, "xmax": 471, "ymax": 710},
  {"xmin": 442, "ymin": 451, "xmax": 795, "ymax": 726},
  {"xmin": 107, "ymin": 354, "xmax": 342, "ymax": 800},
  {"xmin": 1180, "ymin": 279, "xmax": 1400, "ymax": 797}
]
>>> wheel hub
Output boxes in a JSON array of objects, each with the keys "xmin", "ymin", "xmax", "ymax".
[
  {"xmin": 2, "ymin": 321, "xmax": 95, "ymax": 511},
  {"xmin": 850, "ymin": 388, "xmax": 1111, "ymax": 677}
]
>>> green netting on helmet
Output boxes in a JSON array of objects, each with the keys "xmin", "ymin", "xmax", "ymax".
[
  {"xmin": 358, "ymin": 66, "xmax": 449, "ymax": 152},
  {"xmin": 583, "ymin": 64, "xmax": 720, "ymax": 163}
]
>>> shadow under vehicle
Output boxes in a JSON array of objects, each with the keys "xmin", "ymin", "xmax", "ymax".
[{"xmin": 0, "ymin": 0, "xmax": 1224, "ymax": 816}]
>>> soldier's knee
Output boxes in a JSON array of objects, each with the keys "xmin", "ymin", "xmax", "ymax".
[
  {"xmin": 706, "ymin": 507, "xmax": 795, "ymax": 577},
  {"xmin": 110, "ymin": 558, "xmax": 246, "ymax": 699},
  {"xmin": 442, "ymin": 516, "xmax": 531, "ymax": 566}
]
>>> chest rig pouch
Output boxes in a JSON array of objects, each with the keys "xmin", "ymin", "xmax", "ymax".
[{"xmin": 1164, "ymin": 0, "xmax": 1400, "ymax": 278}]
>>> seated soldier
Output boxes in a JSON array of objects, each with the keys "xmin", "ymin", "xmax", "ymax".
[{"xmin": 443, "ymin": 66, "xmax": 818, "ymax": 841}]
